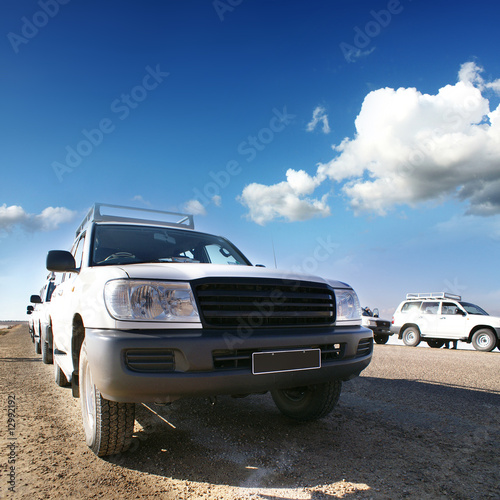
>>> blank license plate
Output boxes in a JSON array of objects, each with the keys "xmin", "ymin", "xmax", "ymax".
[{"xmin": 252, "ymin": 349, "xmax": 321, "ymax": 375}]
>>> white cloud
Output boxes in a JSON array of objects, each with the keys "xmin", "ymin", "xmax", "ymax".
[
  {"xmin": 34, "ymin": 207, "xmax": 75, "ymax": 231},
  {"xmin": 458, "ymin": 61, "xmax": 500, "ymax": 94},
  {"xmin": 435, "ymin": 213, "xmax": 500, "ymax": 241},
  {"xmin": 0, "ymin": 204, "xmax": 75, "ymax": 233},
  {"xmin": 306, "ymin": 106, "xmax": 331, "ymax": 134},
  {"xmin": 184, "ymin": 199, "xmax": 206, "ymax": 216},
  {"xmin": 238, "ymin": 169, "xmax": 330, "ymax": 225},
  {"xmin": 183, "ymin": 195, "xmax": 222, "ymax": 215},
  {"xmin": 239, "ymin": 61, "xmax": 500, "ymax": 222},
  {"xmin": 342, "ymin": 46, "xmax": 376, "ymax": 63},
  {"xmin": 132, "ymin": 195, "xmax": 152, "ymax": 207}
]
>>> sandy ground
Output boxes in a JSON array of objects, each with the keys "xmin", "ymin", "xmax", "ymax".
[{"xmin": 1, "ymin": 325, "xmax": 498, "ymax": 499}]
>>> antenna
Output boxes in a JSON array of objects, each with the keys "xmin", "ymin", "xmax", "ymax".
[{"xmin": 272, "ymin": 238, "xmax": 277, "ymax": 269}]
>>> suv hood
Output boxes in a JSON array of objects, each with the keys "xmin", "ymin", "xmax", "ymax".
[{"xmin": 118, "ymin": 263, "xmax": 349, "ymax": 289}]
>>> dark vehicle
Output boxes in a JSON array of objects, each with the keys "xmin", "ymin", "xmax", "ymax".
[{"xmin": 362, "ymin": 307, "xmax": 392, "ymax": 344}]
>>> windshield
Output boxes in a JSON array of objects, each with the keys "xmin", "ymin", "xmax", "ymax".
[
  {"xmin": 362, "ymin": 307, "xmax": 373, "ymax": 317},
  {"xmin": 459, "ymin": 302, "xmax": 488, "ymax": 315},
  {"xmin": 91, "ymin": 224, "xmax": 251, "ymax": 267}
]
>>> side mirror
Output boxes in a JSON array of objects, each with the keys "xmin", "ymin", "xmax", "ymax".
[
  {"xmin": 27, "ymin": 305, "xmax": 34, "ymax": 312},
  {"xmin": 46, "ymin": 250, "xmax": 77, "ymax": 273},
  {"xmin": 30, "ymin": 294, "xmax": 42, "ymax": 304}
]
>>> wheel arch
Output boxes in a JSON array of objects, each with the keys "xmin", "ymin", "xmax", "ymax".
[
  {"xmin": 69, "ymin": 314, "xmax": 86, "ymax": 397},
  {"xmin": 468, "ymin": 325, "xmax": 497, "ymax": 343},
  {"xmin": 72, "ymin": 314, "xmax": 85, "ymax": 372},
  {"xmin": 398, "ymin": 323, "xmax": 420, "ymax": 339}
]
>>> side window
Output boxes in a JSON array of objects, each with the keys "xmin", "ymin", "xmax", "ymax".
[
  {"xmin": 46, "ymin": 281, "xmax": 56, "ymax": 302},
  {"xmin": 73, "ymin": 234, "xmax": 85, "ymax": 269},
  {"xmin": 64, "ymin": 234, "xmax": 85, "ymax": 281},
  {"xmin": 442, "ymin": 302, "xmax": 459, "ymax": 315},
  {"xmin": 421, "ymin": 301, "xmax": 439, "ymax": 314},
  {"xmin": 205, "ymin": 244, "xmax": 240, "ymax": 265},
  {"xmin": 401, "ymin": 301, "xmax": 422, "ymax": 313}
]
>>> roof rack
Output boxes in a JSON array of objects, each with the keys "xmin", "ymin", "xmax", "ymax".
[
  {"xmin": 75, "ymin": 203, "xmax": 194, "ymax": 237},
  {"xmin": 406, "ymin": 292, "xmax": 462, "ymax": 301}
]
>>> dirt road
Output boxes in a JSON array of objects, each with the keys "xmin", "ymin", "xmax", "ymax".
[{"xmin": 1, "ymin": 325, "xmax": 498, "ymax": 499}]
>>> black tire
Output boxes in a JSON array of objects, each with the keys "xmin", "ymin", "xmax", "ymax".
[
  {"xmin": 79, "ymin": 341, "xmax": 135, "ymax": 456},
  {"xmin": 427, "ymin": 340, "xmax": 445, "ymax": 348},
  {"xmin": 41, "ymin": 328, "xmax": 53, "ymax": 365},
  {"xmin": 471, "ymin": 329, "xmax": 496, "ymax": 352},
  {"xmin": 271, "ymin": 380, "xmax": 342, "ymax": 422},
  {"xmin": 374, "ymin": 335, "xmax": 389, "ymax": 344},
  {"xmin": 402, "ymin": 326, "xmax": 421, "ymax": 347}
]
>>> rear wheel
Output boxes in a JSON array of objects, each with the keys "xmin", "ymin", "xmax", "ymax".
[
  {"xmin": 471, "ymin": 329, "xmax": 496, "ymax": 352},
  {"xmin": 79, "ymin": 341, "xmax": 135, "ymax": 456},
  {"xmin": 402, "ymin": 326, "xmax": 421, "ymax": 347},
  {"xmin": 427, "ymin": 340, "xmax": 445, "ymax": 348},
  {"xmin": 271, "ymin": 380, "xmax": 342, "ymax": 421},
  {"xmin": 374, "ymin": 335, "xmax": 389, "ymax": 344}
]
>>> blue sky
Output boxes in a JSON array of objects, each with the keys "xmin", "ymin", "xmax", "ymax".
[{"xmin": 1, "ymin": 0, "xmax": 500, "ymax": 320}]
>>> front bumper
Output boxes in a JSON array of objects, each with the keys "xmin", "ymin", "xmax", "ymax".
[{"xmin": 85, "ymin": 326, "xmax": 373, "ymax": 403}]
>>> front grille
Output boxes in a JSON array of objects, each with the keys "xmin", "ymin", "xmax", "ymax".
[
  {"xmin": 356, "ymin": 338, "xmax": 373, "ymax": 358},
  {"xmin": 124, "ymin": 349, "xmax": 175, "ymax": 372},
  {"xmin": 194, "ymin": 279, "xmax": 336, "ymax": 328},
  {"xmin": 213, "ymin": 344, "xmax": 346, "ymax": 371}
]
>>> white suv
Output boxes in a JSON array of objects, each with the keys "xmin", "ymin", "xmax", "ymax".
[
  {"xmin": 391, "ymin": 292, "xmax": 500, "ymax": 352},
  {"xmin": 46, "ymin": 204, "xmax": 373, "ymax": 457}
]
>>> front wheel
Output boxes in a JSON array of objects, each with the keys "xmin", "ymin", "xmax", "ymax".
[
  {"xmin": 271, "ymin": 380, "xmax": 342, "ymax": 421},
  {"xmin": 374, "ymin": 335, "xmax": 389, "ymax": 344},
  {"xmin": 79, "ymin": 341, "xmax": 135, "ymax": 456},
  {"xmin": 402, "ymin": 326, "xmax": 421, "ymax": 347},
  {"xmin": 471, "ymin": 329, "xmax": 496, "ymax": 352}
]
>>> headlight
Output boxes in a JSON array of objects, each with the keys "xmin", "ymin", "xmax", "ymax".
[
  {"xmin": 104, "ymin": 280, "xmax": 199, "ymax": 322},
  {"xmin": 335, "ymin": 289, "xmax": 361, "ymax": 322}
]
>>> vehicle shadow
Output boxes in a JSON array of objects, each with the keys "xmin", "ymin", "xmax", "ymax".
[
  {"xmin": 0, "ymin": 356, "xmax": 42, "ymax": 363},
  {"xmin": 103, "ymin": 376, "xmax": 499, "ymax": 496}
]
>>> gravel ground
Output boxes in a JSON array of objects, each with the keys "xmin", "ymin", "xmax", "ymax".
[{"xmin": 1, "ymin": 325, "xmax": 499, "ymax": 499}]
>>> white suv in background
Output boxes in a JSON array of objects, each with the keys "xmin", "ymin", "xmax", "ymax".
[
  {"xmin": 391, "ymin": 292, "xmax": 500, "ymax": 351},
  {"xmin": 29, "ymin": 273, "xmax": 56, "ymax": 363}
]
